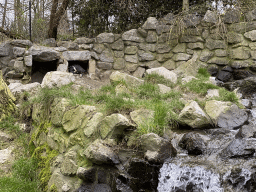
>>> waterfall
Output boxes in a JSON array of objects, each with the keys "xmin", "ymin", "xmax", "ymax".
[{"xmin": 158, "ymin": 163, "xmax": 223, "ymax": 192}]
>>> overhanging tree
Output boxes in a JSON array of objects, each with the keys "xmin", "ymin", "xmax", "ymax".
[{"xmin": 48, "ymin": 0, "xmax": 70, "ymax": 39}]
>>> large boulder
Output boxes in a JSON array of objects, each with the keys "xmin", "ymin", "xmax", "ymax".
[
  {"xmin": 130, "ymin": 109, "xmax": 154, "ymax": 126},
  {"xmin": 140, "ymin": 133, "xmax": 177, "ymax": 163},
  {"xmin": 84, "ymin": 139, "xmax": 120, "ymax": 165},
  {"xmin": 220, "ymin": 139, "xmax": 256, "ymax": 158},
  {"xmin": 179, "ymin": 101, "xmax": 213, "ymax": 129},
  {"xmin": 179, "ymin": 132, "xmax": 207, "ymax": 155},
  {"xmin": 110, "ymin": 71, "xmax": 144, "ymax": 87},
  {"xmin": 41, "ymin": 71, "xmax": 75, "ymax": 88},
  {"xmin": 98, "ymin": 113, "xmax": 134, "ymax": 140},
  {"xmin": 205, "ymin": 100, "xmax": 248, "ymax": 129},
  {"xmin": 0, "ymin": 71, "xmax": 16, "ymax": 121},
  {"xmin": 235, "ymin": 124, "xmax": 256, "ymax": 139},
  {"xmin": 8, "ymin": 82, "xmax": 40, "ymax": 98},
  {"xmin": 146, "ymin": 67, "xmax": 177, "ymax": 84},
  {"xmin": 62, "ymin": 105, "xmax": 96, "ymax": 133}
]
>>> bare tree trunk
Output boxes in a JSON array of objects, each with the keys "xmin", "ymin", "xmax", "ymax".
[
  {"xmin": 2, "ymin": 0, "xmax": 8, "ymax": 28},
  {"xmin": 183, "ymin": 0, "xmax": 189, "ymax": 12},
  {"xmin": 48, "ymin": 0, "xmax": 70, "ymax": 39}
]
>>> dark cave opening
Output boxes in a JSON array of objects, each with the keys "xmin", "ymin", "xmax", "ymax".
[
  {"xmin": 68, "ymin": 60, "xmax": 89, "ymax": 74},
  {"xmin": 31, "ymin": 59, "xmax": 58, "ymax": 83}
]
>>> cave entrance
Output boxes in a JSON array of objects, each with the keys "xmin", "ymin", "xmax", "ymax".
[
  {"xmin": 31, "ymin": 59, "xmax": 58, "ymax": 83},
  {"xmin": 68, "ymin": 60, "xmax": 89, "ymax": 74}
]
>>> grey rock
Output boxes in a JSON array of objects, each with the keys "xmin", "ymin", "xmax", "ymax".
[
  {"xmin": 200, "ymin": 50, "xmax": 214, "ymax": 62},
  {"xmin": 236, "ymin": 124, "xmax": 256, "ymax": 138},
  {"xmin": 146, "ymin": 67, "xmax": 177, "ymax": 83},
  {"xmin": 41, "ymin": 71, "xmax": 75, "ymax": 88},
  {"xmin": 230, "ymin": 47, "xmax": 250, "ymax": 60},
  {"xmin": 207, "ymin": 57, "xmax": 229, "ymax": 65},
  {"xmin": 77, "ymin": 167, "xmax": 97, "ymax": 182},
  {"xmin": 138, "ymin": 50, "xmax": 155, "ymax": 61},
  {"xmin": 217, "ymin": 104, "xmax": 248, "ymax": 129},
  {"xmin": 162, "ymin": 59, "xmax": 176, "ymax": 70},
  {"xmin": 142, "ymin": 17, "xmax": 159, "ymax": 30},
  {"xmin": 215, "ymin": 49, "xmax": 227, "ymax": 57},
  {"xmin": 156, "ymin": 44, "xmax": 171, "ymax": 53},
  {"xmin": 42, "ymin": 38, "xmax": 56, "ymax": 47},
  {"xmin": 203, "ymin": 10, "xmax": 217, "ymax": 24},
  {"xmin": 139, "ymin": 43, "xmax": 156, "ymax": 52},
  {"xmin": 244, "ymin": 30, "xmax": 256, "ymax": 41},
  {"xmin": 187, "ymin": 42, "xmax": 204, "ymax": 49},
  {"xmin": 74, "ymin": 37, "xmax": 94, "ymax": 44},
  {"xmin": 141, "ymin": 133, "xmax": 176, "ymax": 163},
  {"xmin": 93, "ymin": 44, "xmax": 105, "ymax": 54},
  {"xmin": 122, "ymin": 29, "xmax": 144, "ymax": 42},
  {"xmin": 223, "ymin": 9, "xmax": 241, "ymax": 24},
  {"xmin": 231, "ymin": 60, "xmax": 251, "ymax": 69},
  {"xmin": 133, "ymin": 67, "xmax": 145, "ymax": 78},
  {"xmin": 99, "ymin": 49, "xmax": 114, "ymax": 63},
  {"xmin": 113, "ymin": 58, "xmax": 125, "ymax": 70},
  {"xmin": 172, "ymin": 43, "xmax": 186, "ymax": 53},
  {"xmin": 62, "ymin": 51, "xmax": 91, "ymax": 61},
  {"xmin": 143, "ymin": 60, "xmax": 161, "ymax": 69},
  {"xmin": 125, "ymin": 54, "xmax": 138, "ymax": 63},
  {"xmin": 184, "ymin": 14, "xmax": 201, "ymax": 27},
  {"xmin": 114, "ymin": 51, "xmax": 124, "ymax": 58},
  {"xmin": 96, "ymin": 33, "xmax": 115, "ymax": 43},
  {"xmin": 146, "ymin": 31, "xmax": 157, "ymax": 43},
  {"xmin": 79, "ymin": 44, "xmax": 93, "ymax": 50},
  {"xmin": 84, "ymin": 139, "xmax": 119, "ymax": 165},
  {"xmin": 179, "ymin": 101, "xmax": 212, "ymax": 129},
  {"xmin": 96, "ymin": 62, "xmax": 113, "ymax": 70},
  {"xmin": 13, "ymin": 47, "xmax": 25, "ymax": 57},
  {"xmin": 173, "ymin": 53, "xmax": 191, "ymax": 61},
  {"xmin": 179, "ymin": 132, "xmax": 207, "ymax": 155},
  {"xmin": 125, "ymin": 46, "xmax": 138, "ymax": 55},
  {"xmin": 111, "ymin": 38, "xmax": 124, "ymax": 50},
  {"xmin": 29, "ymin": 45, "xmax": 60, "ymax": 62},
  {"xmin": 180, "ymin": 36, "xmax": 204, "ymax": 43},
  {"xmin": 10, "ymin": 40, "xmax": 32, "ymax": 48},
  {"xmin": 220, "ymin": 139, "xmax": 256, "ymax": 158},
  {"xmin": 206, "ymin": 39, "xmax": 226, "ymax": 50},
  {"xmin": 227, "ymin": 32, "xmax": 243, "ymax": 44},
  {"xmin": 13, "ymin": 60, "xmax": 25, "ymax": 73},
  {"xmin": 137, "ymin": 27, "xmax": 148, "ymax": 38},
  {"xmin": 156, "ymin": 53, "xmax": 173, "ymax": 63},
  {"xmin": 110, "ymin": 70, "xmax": 144, "ymax": 86}
]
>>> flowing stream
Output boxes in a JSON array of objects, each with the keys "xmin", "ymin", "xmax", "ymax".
[{"xmin": 157, "ymin": 105, "xmax": 256, "ymax": 192}]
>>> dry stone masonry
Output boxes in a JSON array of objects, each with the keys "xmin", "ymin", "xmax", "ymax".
[{"xmin": 3, "ymin": 9, "xmax": 256, "ymax": 84}]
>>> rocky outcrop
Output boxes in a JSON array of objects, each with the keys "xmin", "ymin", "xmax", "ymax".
[{"xmin": 41, "ymin": 71, "xmax": 75, "ymax": 88}]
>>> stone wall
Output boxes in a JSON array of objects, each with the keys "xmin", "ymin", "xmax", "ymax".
[{"xmin": 3, "ymin": 9, "xmax": 256, "ymax": 82}]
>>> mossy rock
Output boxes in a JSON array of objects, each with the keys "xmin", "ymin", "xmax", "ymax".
[{"xmin": 0, "ymin": 70, "xmax": 16, "ymax": 121}]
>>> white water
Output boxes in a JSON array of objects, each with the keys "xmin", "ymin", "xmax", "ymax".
[{"xmin": 158, "ymin": 163, "xmax": 223, "ymax": 192}]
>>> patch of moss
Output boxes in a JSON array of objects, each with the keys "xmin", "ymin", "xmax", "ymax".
[
  {"xmin": 49, "ymin": 184, "xmax": 57, "ymax": 192},
  {"xmin": 32, "ymin": 144, "xmax": 58, "ymax": 192}
]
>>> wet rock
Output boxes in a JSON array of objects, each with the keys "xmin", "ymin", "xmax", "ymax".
[
  {"xmin": 127, "ymin": 158, "xmax": 159, "ymax": 191},
  {"xmin": 140, "ymin": 133, "xmax": 177, "ymax": 163},
  {"xmin": 224, "ymin": 168, "xmax": 251, "ymax": 190},
  {"xmin": 84, "ymin": 139, "xmax": 120, "ymax": 165},
  {"xmin": 245, "ymin": 172, "xmax": 256, "ymax": 191},
  {"xmin": 76, "ymin": 167, "xmax": 97, "ymax": 183},
  {"xmin": 77, "ymin": 184, "xmax": 112, "ymax": 192},
  {"xmin": 235, "ymin": 124, "xmax": 256, "ymax": 138},
  {"xmin": 220, "ymin": 139, "xmax": 256, "ymax": 158},
  {"xmin": 179, "ymin": 132, "xmax": 207, "ymax": 155},
  {"xmin": 207, "ymin": 64, "xmax": 219, "ymax": 76},
  {"xmin": 216, "ymin": 70, "xmax": 232, "ymax": 82},
  {"xmin": 233, "ymin": 70, "xmax": 253, "ymax": 80}
]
